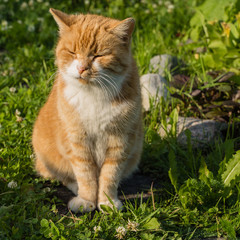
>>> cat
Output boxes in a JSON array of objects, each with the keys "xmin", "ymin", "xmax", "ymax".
[{"xmin": 32, "ymin": 8, "xmax": 143, "ymax": 213}]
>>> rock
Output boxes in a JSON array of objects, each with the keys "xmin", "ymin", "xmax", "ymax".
[
  {"xmin": 149, "ymin": 54, "xmax": 181, "ymax": 76},
  {"xmin": 158, "ymin": 117, "xmax": 228, "ymax": 148},
  {"xmin": 140, "ymin": 74, "xmax": 169, "ymax": 111},
  {"xmin": 177, "ymin": 117, "xmax": 228, "ymax": 147}
]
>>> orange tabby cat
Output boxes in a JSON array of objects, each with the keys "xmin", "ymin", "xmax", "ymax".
[{"xmin": 32, "ymin": 8, "xmax": 143, "ymax": 212}]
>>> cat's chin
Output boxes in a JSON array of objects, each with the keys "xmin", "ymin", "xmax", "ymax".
[
  {"xmin": 61, "ymin": 72, "xmax": 91, "ymax": 86},
  {"xmin": 77, "ymin": 77, "xmax": 90, "ymax": 85},
  {"xmin": 75, "ymin": 75, "xmax": 101, "ymax": 86}
]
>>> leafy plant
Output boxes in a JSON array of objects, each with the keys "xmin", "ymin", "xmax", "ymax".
[
  {"xmin": 168, "ymin": 136, "xmax": 240, "ymax": 211},
  {"xmin": 187, "ymin": 0, "xmax": 240, "ymax": 72},
  {"xmin": 222, "ymin": 150, "xmax": 240, "ymax": 187}
]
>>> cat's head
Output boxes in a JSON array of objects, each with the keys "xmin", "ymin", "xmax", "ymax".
[{"xmin": 50, "ymin": 8, "xmax": 135, "ymax": 92}]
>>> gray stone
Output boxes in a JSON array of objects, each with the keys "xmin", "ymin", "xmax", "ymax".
[
  {"xmin": 140, "ymin": 73, "xmax": 169, "ymax": 111},
  {"xmin": 149, "ymin": 54, "xmax": 181, "ymax": 76},
  {"xmin": 158, "ymin": 117, "xmax": 228, "ymax": 148}
]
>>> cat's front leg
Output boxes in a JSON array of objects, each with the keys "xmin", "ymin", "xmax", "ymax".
[
  {"xmin": 97, "ymin": 136, "xmax": 126, "ymax": 211},
  {"xmin": 68, "ymin": 142, "xmax": 98, "ymax": 213}
]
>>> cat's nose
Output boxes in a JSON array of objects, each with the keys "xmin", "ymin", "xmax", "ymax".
[{"xmin": 77, "ymin": 64, "xmax": 88, "ymax": 75}]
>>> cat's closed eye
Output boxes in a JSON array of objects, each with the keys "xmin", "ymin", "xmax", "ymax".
[
  {"xmin": 68, "ymin": 50, "xmax": 75, "ymax": 55},
  {"xmin": 93, "ymin": 55, "xmax": 103, "ymax": 60}
]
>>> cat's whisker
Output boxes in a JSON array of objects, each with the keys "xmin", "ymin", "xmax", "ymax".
[
  {"xmin": 102, "ymin": 78, "xmax": 135, "ymax": 110},
  {"xmin": 97, "ymin": 76, "xmax": 118, "ymax": 101},
  {"xmin": 47, "ymin": 70, "xmax": 58, "ymax": 84},
  {"xmin": 93, "ymin": 74, "xmax": 136, "ymax": 118},
  {"xmin": 98, "ymin": 72, "xmax": 129, "ymax": 103},
  {"xmin": 97, "ymin": 74, "xmax": 121, "ymax": 99},
  {"xmin": 95, "ymin": 78, "xmax": 111, "ymax": 100},
  {"xmin": 99, "ymin": 80, "xmax": 114, "ymax": 100},
  {"xmin": 92, "ymin": 75, "xmax": 109, "ymax": 97},
  {"xmin": 92, "ymin": 73, "xmax": 117, "ymax": 101}
]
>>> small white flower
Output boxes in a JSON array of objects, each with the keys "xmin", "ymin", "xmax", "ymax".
[
  {"xmin": 16, "ymin": 116, "xmax": 23, "ymax": 122},
  {"xmin": 127, "ymin": 219, "xmax": 139, "ymax": 232},
  {"xmin": 37, "ymin": 0, "xmax": 42, "ymax": 2},
  {"xmin": 116, "ymin": 226, "xmax": 126, "ymax": 234},
  {"xmin": 1, "ymin": 20, "xmax": 9, "ymax": 31},
  {"xmin": 2, "ymin": 70, "xmax": 7, "ymax": 76},
  {"xmin": 115, "ymin": 226, "xmax": 126, "ymax": 239},
  {"xmin": 15, "ymin": 110, "xmax": 23, "ymax": 122},
  {"xmin": 43, "ymin": 187, "xmax": 51, "ymax": 193},
  {"xmin": 29, "ymin": 0, "xmax": 34, "ymax": 6},
  {"xmin": 4, "ymin": 56, "xmax": 10, "ymax": 61},
  {"xmin": 1, "ymin": 20, "xmax": 8, "ymax": 27},
  {"xmin": 15, "ymin": 109, "xmax": 21, "ymax": 116},
  {"xmin": 27, "ymin": 25, "xmax": 35, "ymax": 32},
  {"xmin": 20, "ymin": 2, "xmax": 28, "ymax": 10},
  {"xmin": 10, "ymin": 87, "xmax": 16, "ymax": 93},
  {"xmin": 145, "ymin": 9, "xmax": 150, "ymax": 14},
  {"xmin": 167, "ymin": 4, "xmax": 175, "ymax": 12},
  {"xmin": 93, "ymin": 226, "xmax": 102, "ymax": 232},
  {"xmin": 165, "ymin": 1, "xmax": 171, "ymax": 6},
  {"xmin": 8, "ymin": 180, "xmax": 17, "ymax": 188},
  {"xmin": 17, "ymin": 20, "xmax": 22, "ymax": 24}
]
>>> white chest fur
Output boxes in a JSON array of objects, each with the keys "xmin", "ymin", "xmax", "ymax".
[
  {"xmin": 64, "ymin": 83, "xmax": 125, "ymax": 133},
  {"xmin": 63, "ymin": 82, "xmax": 127, "ymax": 166}
]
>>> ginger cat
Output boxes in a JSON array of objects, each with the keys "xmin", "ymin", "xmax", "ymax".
[{"xmin": 32, "ymin": 8, "xmax": 143, "ymax": 213}]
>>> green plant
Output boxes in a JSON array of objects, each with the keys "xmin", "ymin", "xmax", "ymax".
[{"xmin": 187, "ymin": 0, "xmax": 240, "ymax": 72}]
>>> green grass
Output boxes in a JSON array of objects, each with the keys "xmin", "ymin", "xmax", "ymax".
[{"xmin": 1, "ymin": 0, "xmax": 240, "ymax": 239}]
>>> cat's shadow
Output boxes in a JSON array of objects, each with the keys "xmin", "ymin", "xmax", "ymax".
[{"xmin": 49, "ymin": 172, "xmax": 159, "ymax": 215}]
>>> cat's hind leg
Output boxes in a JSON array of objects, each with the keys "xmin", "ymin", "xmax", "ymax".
[
  {"xmin": 35, "ymin": 153, "xmax": 55, "ymax": 179},
  {"xmin": 125, "ymin": 124, "xmax": 143, "ymax": 177},
  {"xmin": 35, "ymin": 152, "xmax": 79, "ymax": 196}
]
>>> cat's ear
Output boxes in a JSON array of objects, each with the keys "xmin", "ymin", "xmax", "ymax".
[
  {"xmin": 49, "ymin": 8, "xmax": 77, "ymax": 33},
  {"xmin": 111, "ymin": 18, "xmax": 135, "ymax": 43}
]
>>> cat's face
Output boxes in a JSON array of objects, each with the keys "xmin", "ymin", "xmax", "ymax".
[{"xmin": 50, "ymin": 9, "xmax": 135, "ymax": 92}]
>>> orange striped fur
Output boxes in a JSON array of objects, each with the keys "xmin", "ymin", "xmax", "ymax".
[{"xmin": 32, "ymin": 8, "xmax": 143, "ymax": 212}]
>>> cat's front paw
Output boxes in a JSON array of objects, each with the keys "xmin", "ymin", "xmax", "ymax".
[
  {"xmin": 98, "ymin": 198, "xmax": 123, "ymax": 212},
  {"xmin": 68, "ymin": 196, "xmax": 96, "ymax": 213}
]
